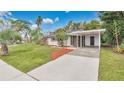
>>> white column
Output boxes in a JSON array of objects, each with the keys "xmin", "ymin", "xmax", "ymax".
[
  {"xmin": 80, "ymin": 35, "xmax": 82, "ymax": 47},
  {"xmin": 99, "ymin": 32, "xmax": 101, "ymax": 51}
]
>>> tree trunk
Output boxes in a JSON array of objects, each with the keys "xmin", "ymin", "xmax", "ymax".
[
  {"xmin": 115, "ymin": 32, "xmax": 119, "ymax": 48},
  {"xmin": 114, "ymin": 20, "xmax": 119, "ymax": 48},
  {"xmin": 0, "ymin": 43, "xmax": 8, "ymax": 56}
]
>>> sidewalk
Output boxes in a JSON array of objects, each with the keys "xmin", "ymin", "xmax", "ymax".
[{"xmin": 0, "ymin": 59, "xmax": 36, "ymax": 81}]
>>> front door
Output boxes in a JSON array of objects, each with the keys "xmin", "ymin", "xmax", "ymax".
[{"xmin": 90, "ymin": 36, "xmax": 94, "ymax": 46}]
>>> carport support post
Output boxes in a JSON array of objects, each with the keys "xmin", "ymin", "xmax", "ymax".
[
  {"xmin": 80, "ymin": 35, "xmax": 82, "ymax": 47},
  {"xmin": 99, "ymin": 31, "xmax": 101, "ymax": 51}
]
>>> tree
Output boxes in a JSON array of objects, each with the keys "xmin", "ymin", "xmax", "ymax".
[
  {"xmin": 64, "ymin": 21, "xmax": 74, "ymax": 32},
  {"xmin": 30, "ymin": 29, "xmax": 42, "ymax": 44},
  {"xmin": 83, "ymin": 20, "xmax": 102, "ymax": 30},
  {"xmin": 36, "ymin": 16, "xmax": 42, "ymax": 32},
  {"xmin": 99, "ymin": 12, "xmax": 124, "ymax": 48},
  {"xmin": 9, "ymin": 19, "xmax": 31, "ymax": 32},
  {"xmin": 0, "ymin": 30, "xmax": 21, "ymax": 56},
  {"xmin": 30, "ymin": 16, "xmax": 43, "ymax": 44},
  {"xmin": 64, "ymin": 20, "xmax": 101, "ymax": 32},
  {"xmin": 64, "ymin": 21, "xmax": 85, "ymax": 32},
  {"xmin": 72, "ymin": 22, "xmax": 84, "ymax": 30},
  {"xmin": 55, "ymin": 28, "xmax": 68, "ymax": 47},
  {"xmin": 9, "ymin": 19, "xmax": 31, "ymax": 42}
]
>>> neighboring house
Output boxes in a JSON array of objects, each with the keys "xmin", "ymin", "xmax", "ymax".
[
  {"xmin": 47, "ymin": 35, "xmax": 58, "ymax": 46},
  {"xmin": 47, "ymin": 29, "xmax": 105, "ymax": 49},
  {"xmin": 46, "ymin": 32, "xmax": 58, "ymax": 46}
]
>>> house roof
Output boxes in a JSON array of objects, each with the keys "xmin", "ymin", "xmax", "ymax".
[{"xmin": 67, "ymin": 29, "xmax": 105, "ymax": 35}]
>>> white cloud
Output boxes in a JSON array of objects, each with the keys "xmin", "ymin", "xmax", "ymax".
[
  {"xmin": 43, "ymin": 17, "xmax": 59, "ymax": 24},
  {"xmin": 55, "ymin": 17, "xmax": 59, "ymax": 22},
  {"xmin": 43, "ymin": 18, "xmax": 54, "ymax": 24},
  {"xmin": 8, "ymin": 12, "xmax": 12, "ymax": 16},
  {"xmin": 31, "ymin": 24, "xmax": 38, "ymax": 30},
  {"xmin": 0, "ymin": 11, "xmax": 12, "ymax": 17}
]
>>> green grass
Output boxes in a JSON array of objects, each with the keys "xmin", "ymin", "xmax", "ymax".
[
  {"xmin": 0, "ymin": 44, "xmax": 58, "ymax": 73},
  {"xmin": 99, "ymin": 48, "xmax": 124, "ymax": 80}
]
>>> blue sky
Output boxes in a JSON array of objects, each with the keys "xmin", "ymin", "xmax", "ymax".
[{"xmin": 11, "ymin": 11, "xmax": 99, "ymax": 33}]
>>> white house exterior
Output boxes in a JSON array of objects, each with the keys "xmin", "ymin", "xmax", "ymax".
[
  {"xmin": 47, "ymin": 37, "xmax": 58, "ymax": 46},
  {"xmin": 47, "ymin": 29, "xmax": 105, "ymax": 49}
]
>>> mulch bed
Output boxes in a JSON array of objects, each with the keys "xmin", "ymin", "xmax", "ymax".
[{"xmin": 51, "ymin": 48, "xmax": 73, "ymax": 60}]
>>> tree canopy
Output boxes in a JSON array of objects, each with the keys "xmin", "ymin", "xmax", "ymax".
[
  {"xmin": 63, "ymin": 20, "xmax": 102, "ymax": 32},
  {"xmin": 99, "ymin": 11, "xmax": 124, "ymax": 47},
  {"xmin": 55, "ymin": 28, "xmax": 68, "ymax": 46},
  {"xmin": 0, "ymin": 29, "xmax": 21, "ymax": 44},
  {"xmin": 9, "ymin": 19, "xmax": 31, "ymax": 32}
]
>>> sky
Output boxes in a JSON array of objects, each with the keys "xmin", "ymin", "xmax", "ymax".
[{"xmin": 0, "ymin": 11, "xmax": 99, "ymax": 33}]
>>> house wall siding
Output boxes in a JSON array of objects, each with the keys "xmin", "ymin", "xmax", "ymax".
[
  {"xmin": 64, "ymin": 36, "xmax": 71, "ymax": 46},
  {"xmin": 47, "ymin": 34, "xmax": 100, "ymax": 47},
  {"xmin": 95, "ymin": 34, "xmax": 99, "ymax": 46},
  {"xmin": 85, "ymin": 34, "xmax": 99, "ymax": 46},
  {"xmin": 47, "ymin": 38, "xmax": 58, "ymax": 46}
]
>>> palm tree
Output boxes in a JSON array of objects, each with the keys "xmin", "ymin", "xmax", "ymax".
[
  {"xmin": 9, "ymin": 19, "xmax": 31, "ymax": 32},
  {"xmin": 64, "ymin": 21, "xmax": 84, "ymax": 32},
  {"xmin": 9, "ymin": 19, "xmax": 31, "ymax": 42},
  {"xmin": 36, "ymin": 16, "xmax": 42, "ymax": 32},
  {"xmin": 64, "ymin": 21, "xmax": 74, "ymax": 32},
  {"xmin": 113, "ymin": 20, "xmax": 120, "ymax": 49},
  {"xmin": 0, "ymin": 30, "xmax": 21, "ymax": 56},
  {"xmin": 29, "ymin": 16, "xmax": 43, "ymax": 44},
  {"xmin": 72, "ymin": 22, "xmax": 83, "ymax": 30}
]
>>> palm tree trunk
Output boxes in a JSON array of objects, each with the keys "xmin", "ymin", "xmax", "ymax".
[
  {"xmin": 0, "ymin": 43, "xmax": 8, "ymax": 56},
  {"xmin": 114, "ymin": 20, "xmax": 119, "ymax": 48},
  {"xmin": 115, "ymin": 32, "xmax": 119, "ymax": 48}
]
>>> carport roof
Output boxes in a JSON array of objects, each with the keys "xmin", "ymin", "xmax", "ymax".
[{"xmin": 67, "ymin": 29, "xmax": 105, "ymax": 35}]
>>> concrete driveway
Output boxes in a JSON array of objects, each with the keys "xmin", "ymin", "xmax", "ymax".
[
  {"xmin": 68, "ymin": 47, "xmax": 99, "ymax": 58},
  {"xmin": 28, "ymin": 48, "xmax": 99, "ymax": 81}
]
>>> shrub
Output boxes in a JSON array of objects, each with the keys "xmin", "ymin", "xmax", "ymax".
[
  {"xmin": 30, "ymin": 30, "xmax": 43, "ymax": 44},
  {"xmin": 113, "ymin": 47, "xmax": 123, "ymax": 54}
]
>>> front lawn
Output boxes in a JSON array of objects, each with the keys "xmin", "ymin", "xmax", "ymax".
[
  {"xmin": 99, "ymin": 48, "xmax": 124, "ymax": 80},
  {"xmin": 0, "ymin": 44, "xmax": 58, "ymax": 73}
]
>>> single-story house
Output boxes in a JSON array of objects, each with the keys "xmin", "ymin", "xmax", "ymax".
[{"xmin": 46, "ymin": 29, "xmax": 105, "ymax": 49}]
